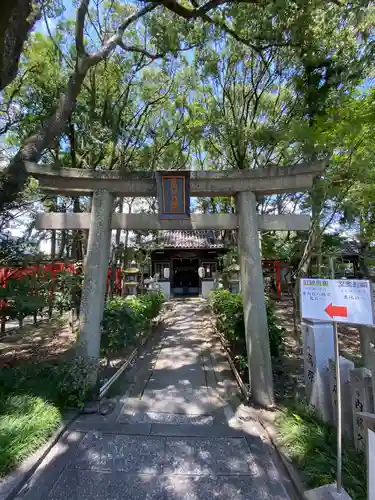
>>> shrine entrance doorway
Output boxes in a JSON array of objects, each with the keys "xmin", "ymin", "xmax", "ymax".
[{"xmin": 172, "ymin": 258, "xmax": 199, "ymax": 296}]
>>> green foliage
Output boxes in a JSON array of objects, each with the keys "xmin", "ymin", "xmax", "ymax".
[
  {"xmin": 49, "ymin": 357, "xmax": 91, "ymax": 408},
  {"xmin": 0, "ymin": 270, "xmax": 82, "ymax": 325},
  {"xmin": 0, "ymin": 357, "xmax": 91, "ymax": 409},
  {"xmin": 210, "ymin": 289, "xmax": 285, "ymax": 358},
  {"xmin": 101, "ymin": 292, "xmax": 164, "ymax": 358},
  {"xmin": 277, "ymin": 405, "xmax": 366, "ymax": 500},
  {"xmin": 101, "ymin": 297, "xmax": 142, "ymax": 355},
  {"xmin": 210, "ymin": 289, "xmax": 245, "ymax": 344},
  {"xmin": 0, "ymin": 277, "xmax": 45, "ymax": 323},
  {"xmin": 127, "ymin": 291, "xmax": 165, "ymax": 320},
  {"xmin": 0, "ymin": 232, "xmax": 43, "ymax": 266},
  {"xmin": 266, "ymin": 297, "xmax": 285, "ymax": 358},
  {"xmin": 0, "ymin": 394, "xmax": 61, "ymax": 478},
  {"xmin": 53, "ymin": 271, "xmax": 83, "ymax": 315},
  {"xmin": 0, "ymin": 355, "xmax": 92, "ymax": 477}
]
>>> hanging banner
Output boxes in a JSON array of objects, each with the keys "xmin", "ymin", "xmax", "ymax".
[{"xmin": 156, "ymin": 171, "xmax": 190, "ymax": 219}]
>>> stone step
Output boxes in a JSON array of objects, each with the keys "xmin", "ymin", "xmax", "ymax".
[
  {"xmin": 118, "ymin": 411, "xmax": 214, "ymax": 425},
  {"xmin": 118, "ymin": 389, "xmax": 228, "ymax": 417},
  {"xmin": 69, "ymin": 420, "xmax": 251, "ymax": 438}
]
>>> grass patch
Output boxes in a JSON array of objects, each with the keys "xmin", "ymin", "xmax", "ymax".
[
  {"xmin": 0, "ymin": 395, "xmax": 61, "ymax": 477},
  {"xmin": 0, "ymin": 357, "xmax": 90, "ymax": 478},
  {"xmin": 277, "ymin": 405, "xmax": 366, "ymax": 500}
]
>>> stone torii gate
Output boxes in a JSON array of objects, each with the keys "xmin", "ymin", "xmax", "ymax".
[{"xmin": 25, "ymin": 161, "xmax": 325, "ymax": 407}]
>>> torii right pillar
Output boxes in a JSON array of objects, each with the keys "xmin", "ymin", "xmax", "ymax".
[{"xmin": 237, "ymin": 190, "xmax": 274, "ymax": 407}]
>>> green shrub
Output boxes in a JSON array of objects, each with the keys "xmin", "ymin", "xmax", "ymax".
[
  {"xmin": 101, "ymin": 297, "xmax": 141, "ymax": 356},
  {"xmin": 0, "ymin": 357, "xmax": 91, "ymax": 409},
  {"xmin": 50, "ymin": 357, "xmax": 91, "ymax": 408},
  {"xmin": 0, "ymin": 271, "xmax": 82, "ymax": 326},
  {"xmin": 0, "ymin": 357, "xmax": 90, "ymax": 477},
  {"xmin": 0, "ymin": 277, "xmax": 46, "ymax": 325},
  {"xmin": 265, "ymin": 297, "xmax": 285, "ymax": 357},
  {"xmin": 210, "ymin": 290, "xmax": 245, "ymax": 344},
  {"xmin": 101, "ymin": 292, "xmax": 164, "ymax": 358},
  {"xmin": 210, "ymin": 289, "xmax": 285, "ymax": 358},
  {"xmin": 136, "ymin": 292, "xmax": 165, "ymax": 320}
]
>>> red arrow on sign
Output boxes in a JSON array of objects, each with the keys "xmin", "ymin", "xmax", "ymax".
[{"xmin": 324, "ymin": 303, "xmax": 348, "ymax": 319}]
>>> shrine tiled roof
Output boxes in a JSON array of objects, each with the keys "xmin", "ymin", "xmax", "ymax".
[{"xmin": 157, "ymin": 230, "xmax": 225, "ymax": 249}]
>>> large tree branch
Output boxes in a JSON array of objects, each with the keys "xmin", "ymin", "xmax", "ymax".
[
  {"xmin": 154, "ymin": 0, "xmax": 345, "ymax": 19},
  {"xmin": 117, "ymin": 41, "xmax": 163, "ymax": 59},
  {"xmin": 76, "ymin": 0, "xmax": 89, "ymax": 55},
  {"xmin": 1, "ymin": 3, "xmax": 158, "ymax": 210},
  {"xmin": 152, "ymin": 0, "xmax": 256, "ymax": 19},
  {"xmin": 89, "ymin": 4, "xmax": 157, "ymax": 64}
]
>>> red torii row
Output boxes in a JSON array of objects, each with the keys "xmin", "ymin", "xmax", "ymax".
[
  {"xmin": 0, "ymin": 262, "xmax": 125, "ymax": 297},
  {"xmin": 0, "ymin": 259, "xmax": 292, "ymax": 298}
]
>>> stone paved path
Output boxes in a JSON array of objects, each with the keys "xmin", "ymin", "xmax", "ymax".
[{"xmin": 13, "ymin": 300, "xmax": 292, "ymax": 500}]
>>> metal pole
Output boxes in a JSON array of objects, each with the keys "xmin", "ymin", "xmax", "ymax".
[
  {"xmin": 333, "ymin": 320, "xmax": 342, "ymax": 494},
  {"xmin": 330, "ymin": 256, "xmax": 342, "ymax": 494}
]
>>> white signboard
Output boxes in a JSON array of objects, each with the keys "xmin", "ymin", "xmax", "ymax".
[{"xmin": 300, "ymin": 279, "xmax": 375, "ymax": 326}]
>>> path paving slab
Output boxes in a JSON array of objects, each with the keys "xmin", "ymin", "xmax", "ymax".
[
  {"xmin": 44, "ymin": 470, "xmax": 285, "ymax": 500},
  {"xmin": 163, "ymin": 436, "xmax": 259, "ymax": 476},
  {"xmin": 73, "ymin": 432, "xmax": 165, "ymax": 473}
]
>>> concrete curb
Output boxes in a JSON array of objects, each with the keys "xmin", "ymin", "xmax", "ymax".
[
  {"xmin": 257, "ymin": 411, "xmax": 308, "ymax": 500},
  {"xmin": 0, "ymin": 411, "xmax": 79, "ymax": 500}
]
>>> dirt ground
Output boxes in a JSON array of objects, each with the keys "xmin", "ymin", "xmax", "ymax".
[
  {"xmin": 0, "ymin": 315, "xmax": 76, "ymax": 368},
  {"xmin": 273, "ymin": 296, "xmax": 361, "ymax": 402},
  {"xmin": 0, "ymin": 314, "xmax": 153, "ymax": 386}
]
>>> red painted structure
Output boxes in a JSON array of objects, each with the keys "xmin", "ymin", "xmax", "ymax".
[
  {"xmin": 0, "ymin": 263, "xmax": 125, "ymax": 327},
  {"xmin": 0, "ymin": 263, "xmax": 124, "ymax": 291},
  {"xmin": 262, "ymin": 260, "xmax": 293, "ymax": 297}
]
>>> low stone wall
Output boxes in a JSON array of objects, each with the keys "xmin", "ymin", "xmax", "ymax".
[{"xmin": 302, "ymin": 320, "xmax": 375, "ymax": 452}]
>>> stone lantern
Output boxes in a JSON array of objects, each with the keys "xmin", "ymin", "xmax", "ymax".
[
  {"xmin": 123, "ymin": 260, "xmax": 140, "ymax": 296},
  {"xmin": 228, "ymin": 259, "xmax": 240, "ymax": 293}
]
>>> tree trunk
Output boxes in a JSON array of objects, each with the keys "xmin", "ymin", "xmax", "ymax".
[
  {"xmin": 0, "ymin": 61, "xmax": 88, "ymax": 210},
  {"xmin": 109, "ymin": 197, "xmax": 123, "ymax": 296},
  {"xmin": 57, "ymin": 200, "xmax": 68, "ymax": 259},
  {"xmin": 0, "ymin": 0, "xmax": 40, "ymax": 91},
  {"xmin": 51, "ymin": 231, "xmax": 56, "ymax": 260},
  {"xmin": 71, "ymin": 197, "xmax": 84, "ymax": 261},
  {"xmin": 358, "ymin": 230, "xmax": 374, "ymax": 368},
  {"xmin": 50, "ymin": 197, "xmax": 57, "ymax": 260},
  {"xmin": 0, "ymin": 316, "xmax": 6, "ymax": 336},
  {"xmin": 58, "ymin": 231, "xmax": 68, "ymax": 259},
  {"xmin": 82, "ymin": 194, "xmax": 93, "ymax": 257}
]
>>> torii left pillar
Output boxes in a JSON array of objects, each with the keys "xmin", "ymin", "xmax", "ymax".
[
  {"xmin": 78, "ymin": 189, "xmax": 113, "ymax": 390},
  {"xmin": 237, "ymin": 190, "xmax": 274, "ymax": 407}
]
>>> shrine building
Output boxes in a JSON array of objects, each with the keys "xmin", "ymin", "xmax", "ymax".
[{"xmin": 150, "ymin": 230, "xmax": 227, "ymax": 298}]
